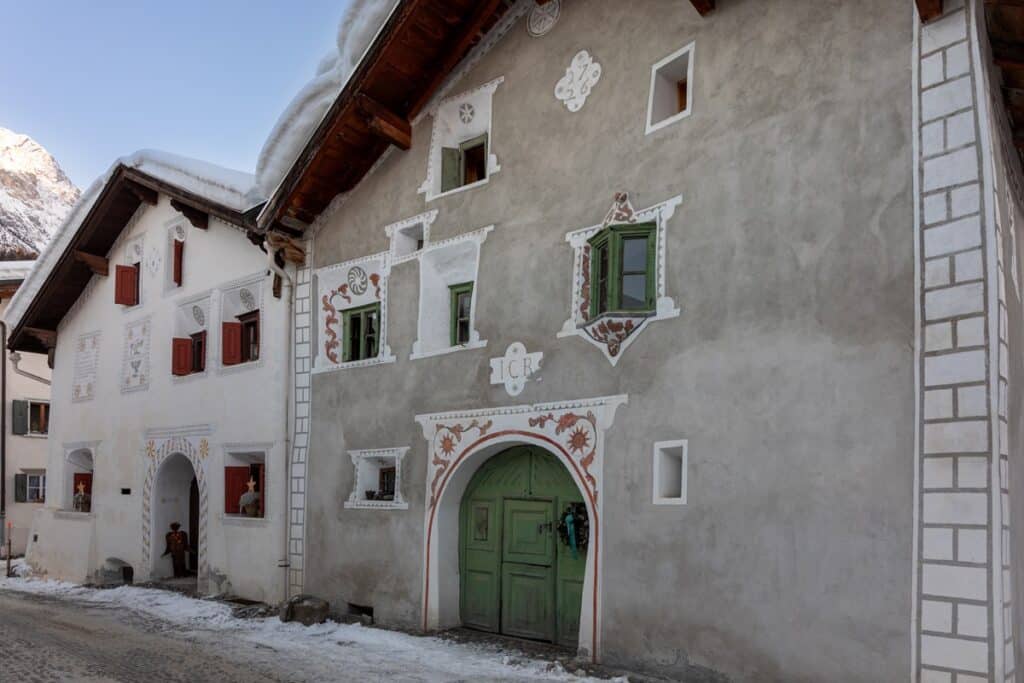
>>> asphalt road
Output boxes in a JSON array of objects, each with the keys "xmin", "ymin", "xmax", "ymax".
[{"xmin": 0, "ymin": 590, "xmax": 296, "ymax": 682}]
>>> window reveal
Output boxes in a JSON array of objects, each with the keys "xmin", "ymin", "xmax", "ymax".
[
  {"xmin": 223, "ymin": 311, "xmax": 260, "ymax": 365},
  {"xmin": 27, "ymin": 473, "xmax": 45, "ymax": 502},
  {"xmin": 225, "ymin": 462, "xmax": 265, "ymax": 517},
  {"xmin": 29, "ymin": 401, "xmax": 49, "ymax": 435},
  {"xmin": 172, "ymin": 331, "xmax": 206, "ymax": 376},
  {"xmin": 343, "ymin": 304, "xmax": 380, "ymax": 362},
  {"xmin": 441, "ymin": 134, "xmax": 488, "ymax": 193},
  {"xmin": 449, "ymin": 282, "xmax": 474, "ymax": 346},
  {"xmin": 588, "ymin": 223, "xmax": 656, "ymax": 318}
]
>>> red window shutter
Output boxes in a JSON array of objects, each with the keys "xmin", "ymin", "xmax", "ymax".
[
  {"xmin": 224, "ymin": 466, "xmax": 250, "ymax": 514},
  {"xmin": 172, "ymin": 338, "xmax": 192, "ymax": 376},
  {"xmin": 172, "ymin": 240, "xmax": 184, "ymax": 286},
  {"xmin": 222, "ymin": 322, "xmax": 242, "ymax": 365},
  {"xmin": 73, "ymin": 472, "xmax": 93, "ymax": 496},
  {"xmin": 258, "ymin": 463, "xmax": 266, "ymax": 518},
  {"xmin": 114, "ymin": 265, "xmax": 138, "ymax": 305}
]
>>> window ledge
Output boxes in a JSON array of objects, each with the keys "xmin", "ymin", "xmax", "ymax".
[
  {"xmin": 20, "ymin": 433, "xmax": 48, "ymax": 439},
  {"xmin": 409, "ymin": 340, "xmax": 488, "ymax": 361},
  {"xmin": 653, "ymin": 497, "xmax": 687, "ymax": 506},
  {"xmin": 221, "ymin": 514, "xmax": 269, "ymax": 527},
  {"xmin": 576, "ymin": 310, "xmax": 656, "ymax": 330},
  {"xmin": 427, "ymin": 177, "xmax": 491, "ymax": 203},
  {"xmin": 312, "ymin": 353, "xmax": 396, "ymax": 375},
  {"xmin": 55, "ymin": 510, "xmax": 94, "ymax": 521},
  {"xmin": 344, "ymin": 499, "xmax": 409, "ymax": 511},
  {"xmin": 218, "ymin": 359, "xmax": 264, "ymax": 376},
  {"xmin": 645, "ymin": 107, "xmax": 693, "ymax": 136},
  {"xmin": 171, "ymin": 370, "xmax": 208, "ymax": 384}
]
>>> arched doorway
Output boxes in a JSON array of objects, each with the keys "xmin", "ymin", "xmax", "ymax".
[
  {"xmin": 460, "ymin": 446, "xmax": 586, "ymax": 647},
  {"xmin": 150, "ymin": 452, "xmax": 198, "ymax": 582}
]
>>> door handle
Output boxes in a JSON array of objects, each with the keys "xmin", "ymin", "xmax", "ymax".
[{"xmin": 537, "ymin": 522, "xmax": 553, "ymax": 534}]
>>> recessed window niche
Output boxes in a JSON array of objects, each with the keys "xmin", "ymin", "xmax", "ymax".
[
  {"xmin": 345, "ymin": 448, "xmax": 409, "ymax": 510},
  {"xmin": 646, "ymin": 42, "xmax": 695, "ymax": 135},
  {"xmin": 652, "ymin": 440, "xmax": 687, "ymax": 505}
]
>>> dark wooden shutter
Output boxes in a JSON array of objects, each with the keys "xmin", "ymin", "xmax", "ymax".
[
  {"xmin": 172, "ymin": 338, "xmax": 192, "ymax": 376},
  {"xmin": 224, "ymin": 466, "xmax": 250, "ymax": 514},
  {"xmin": 73, "ymin": 472, "xmax": 92, "ymax": 496},
  {"xmin": 114, "ymin": 265, "xmax": 138, "ymax": 305},
  {"xmin": 441, "ymin": 147, "xmax": 460, "ymax": 192},
  {"xmin": 222, "ymin": 322, "xmax": 242, "ymax": 365},
  {"xmin": 12, "ymin": 400, "xmax": 28, "ymax": 435},
  {"xmin": 172, "ymin": 240, "xmax": 184, "ymax": 286},
  {"xmin": 258, "ymin": 463, "xmax": 266, "ymax": 518},
  {"xmin": 14, "ymin": 473, "xmax": 27, "ymax": 502}
]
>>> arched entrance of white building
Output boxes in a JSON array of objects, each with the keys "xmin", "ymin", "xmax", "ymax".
[{"xmin": 149, "ymin": 452, "xmax": 200, "ymax": 583}]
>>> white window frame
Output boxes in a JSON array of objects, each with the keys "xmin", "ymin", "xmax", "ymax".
[
  {"xmin": 344, "ymin": 448, "xmax": 409, "ymax": 510},
  {"xmin": 222, "ymin": 446, "xmax": 270, "ymax": 523},
  {"xmin": 26, "ymin": 472, "xmax": 46, "ymax": 503},
  {"xmin": 652, "ymin": 439, "xmax": 688, "ymax": 505},
  {"xmin": 27, "ymin": 399, "xmax": 50, "ymax": 436},
  {"xmin": 645, "ymin": 42, "xmax": 696, "ymax": 136}
]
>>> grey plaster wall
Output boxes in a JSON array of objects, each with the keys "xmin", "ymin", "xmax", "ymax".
[{"xmin": 304, "ymin": 1, "xmax": 915, "ymax": 680}]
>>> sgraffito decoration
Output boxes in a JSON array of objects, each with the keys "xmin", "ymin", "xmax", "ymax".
[
  {"xmin": 121, "ymin": 317, "xmax": 152, "ymax": 393},
  {"xmin": 559, "ymin": 192, "xmax": 682, "ymax": 365},
  {"xmin": 416, "ymin": 394, "xmax": 627, "ymax": 659},
  {"xmin": 317, "ymin": 255, "xmax": 389, "ymax": 366},
  {"xmin": 555, "ymin": 50, "xmax": 601, "ymax": 113},
  {"xmin": 527, "ymin": 0, "xmax": 560, "ymax": 37},
  {"xmin": 140, "ymin": 427, "xmax": 211, "ymax": 586},
  {"xmin": 489, "ymin": 342, "xmax": 542, "ymax": 397},
  {"xmin": 72, "ymin": 331, "xmax": 101, "ymax": 402}
]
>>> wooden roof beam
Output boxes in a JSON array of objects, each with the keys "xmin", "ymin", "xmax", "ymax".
[
  {"xmin": 986, "ymin": 1, "xmax": 1024, "ymax": 7},
  {"xmin": 124, "ymin": 179, "xmax": 158, "ymax": 206},
  {"xmin": 356, "ymin": 93, "xmax": 412, "ymax": 150},
  {"xmin": 170, "ymin": 199, "xmax": 209, "ymax": 230},
  {"xmin": 917, "ymin": 0, "xmax": 944, "ymax": 22},
  {"xmin": 24, "ymin": 327, "xmax": 56, "ymax": 349},
  {"xmin": 689, "ymin": 0, "xmax": 715, "ymax": 15},
  {"xmin": 72, "ymin": 251, "xmax": 108, "ymax": 276}
]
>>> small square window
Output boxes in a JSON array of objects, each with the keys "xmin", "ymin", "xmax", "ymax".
[
  {"xmin": 345, "ymin": 448, "xmax": 409, "ymax": 509},
  {"xmin": 27, "ymin": 473, "xmax": 46, "ymax": 502},
  {"xmin": 646, "ymin": 43, "xmax": 695, "ymax": 134},
  {"xmin": 395, "ymin": 223, "xmax": 426, "ymax": 258},
  {"xmin": 238, "ymin": 311, "xmax": 260, "ymax": 363},
  {"xmin": 225, "ymin": 457, "xmax": 265, "ymax": 518},
  {"xmin": 441, "ymin": 134, "xmax": 489, "ymax": 193},
  {"xmin": 653, "ymin": 440, "xmax": 687, "ymax": 505}
]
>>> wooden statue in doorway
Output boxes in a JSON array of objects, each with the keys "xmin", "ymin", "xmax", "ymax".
[{"xmin": 162, "ymin": 522, "xmax": 190, "ymax": 578}]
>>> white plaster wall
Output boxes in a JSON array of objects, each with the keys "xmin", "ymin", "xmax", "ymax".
[
  {"xmin": 27, "ymin": 195, "xmax": 290, "ymax": 603},
  {"xmin": 0, "ymin": 296, "xmax": 51, "ymax": 556}
]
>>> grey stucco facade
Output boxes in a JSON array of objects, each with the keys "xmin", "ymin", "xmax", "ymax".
[{"xmin": 287, "ymin": 1, "xmax": 1021, "ymax": 680}]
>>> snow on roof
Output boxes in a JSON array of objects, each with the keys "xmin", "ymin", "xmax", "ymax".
[
  {"xmin": 3, "ymin": 150, "xmax": 264, "ymax": 333},
  {"xmin": 254, "ymin": 0, "xmax": 399, "ymax": 199},
  {"xmin": 0, "ymin": 260, "xmax": 36, "ymax": 282}
]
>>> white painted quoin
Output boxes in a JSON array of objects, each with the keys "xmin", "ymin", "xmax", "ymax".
[{"xmin": 6, "ymin": 155, "xmax": 292, "ymax": 603}]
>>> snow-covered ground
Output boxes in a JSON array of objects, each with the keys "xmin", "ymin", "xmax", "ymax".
[{"xmin": 0, "ymin": 561, "xmax": 624, "ymax": 682}]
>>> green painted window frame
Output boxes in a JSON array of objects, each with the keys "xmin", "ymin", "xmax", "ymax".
[
  {"xmin": 342, "ymin": 303, "xmax": 381, "ymax": 362},
  {"xmin": 449, "ymin": 282, "xmax": 474, "ymax": 346},
  {"xmin": 588, "ymin": 222, "xmax": 657, "ymax": 319},
  {"xmin": 441, "ymin": 133, "xmax": 489, "ymax": 193}
]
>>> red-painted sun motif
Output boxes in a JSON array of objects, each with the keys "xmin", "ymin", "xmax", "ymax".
[
  {"xmin": 568, "ymin": 426, "xmax": 590, "ymax": 454},
  {"xmin": 440, "ymin": 434, "xmax": 456, "ymax": 456}
]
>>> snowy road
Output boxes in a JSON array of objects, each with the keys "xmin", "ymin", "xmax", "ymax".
[{"xmin": 0, "ymin": 570, "xmax": 624, "ymax": 682}]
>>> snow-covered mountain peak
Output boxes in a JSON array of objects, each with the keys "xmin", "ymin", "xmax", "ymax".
[{"xmin": 0, "ymin": 126, "xmax": 79, "ymax": 259}]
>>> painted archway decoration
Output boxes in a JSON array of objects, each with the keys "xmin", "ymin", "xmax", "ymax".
[
  {"xmin": 140, "ymin": 425, "xmax": 212, "ymax": 585},
  {"xmin": 416, "ymin": 394, "xmax": 626, "ymax": 660}
]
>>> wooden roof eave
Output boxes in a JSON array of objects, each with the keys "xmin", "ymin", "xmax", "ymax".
[{"xmin": 7, "ymin": 165, "xmax": 258, "ymax": 354}]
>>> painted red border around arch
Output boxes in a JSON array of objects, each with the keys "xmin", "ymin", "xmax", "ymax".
[{"xmin": 422, "ymin": 428, "xmax": 600, "ymax": 657}]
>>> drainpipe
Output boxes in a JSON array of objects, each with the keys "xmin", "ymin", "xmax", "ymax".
[
  {"xmin": 9, "ymin": 351, "xmax": 50, "ymax": 386},
  {"xmin": 0, "ymin": 321, "xmax": 6, "ymax": 553},
  {"xmin": 266, "ymin": 239, "xmax": 293, "ymax": 603}
]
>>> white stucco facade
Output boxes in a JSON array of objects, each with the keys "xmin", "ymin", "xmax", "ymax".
[{"xmin": 21, "ymin": 195, "xmax": 291, "ymax": 603}]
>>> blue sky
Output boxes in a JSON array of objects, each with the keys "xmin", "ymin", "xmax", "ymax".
[{"xmin": 0, "ymin": 1, "xmax": 351, "ymax": 188}]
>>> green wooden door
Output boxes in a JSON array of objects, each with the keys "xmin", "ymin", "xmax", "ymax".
[{"xmin": 459, "ymin": 447, "xmax": 585, "ymax": 647}]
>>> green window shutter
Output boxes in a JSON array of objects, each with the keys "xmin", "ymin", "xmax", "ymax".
[
  {"xmin": 14, "ymin": 473, "xmax": 27, "ymax": 503},
  {"xmin": 12, "ymin": 400, "xmax": 28, "ymax": 436},
  {"xmin": 646, "ymin": 226, "xmax": 657, "ymax": 309},
  {"xmin": 441, "ymin": 147, "xmax": 460, "ymax": 192},
  {"xmin": 342, "ymin": 310, "xmax": 352, "ymax": 362}
]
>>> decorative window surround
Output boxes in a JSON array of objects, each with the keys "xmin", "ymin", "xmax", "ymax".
[
  {"xmin": 171, "ymin": 291, "xmax": 213, "ymax": 383},
  {"xmin": 387, "ymin": 210, "xmax": 438, "ymax": 265},
  {"xmin": 418, "ymin": 77, "xmax": 504, "ymax": 202},
  {"xmin": 218, "ymin": 273, "xmax": 265, "ymax": 374},
  {"xmin": 415, "ymin": 394, "xmax": 627, "ymax": 661},
  {"xmin": 163, "ymin": 219, "xmax": 188, "ymax": 295},
  {"xmin": 344, "ymin": 447, "xmax": 409, "ymax": 510},
  {"xmin": 410, "ymin": 226, "xmax": 493, "ymax": 361},
  {"xmin": 72, "ymin": 331, "xmax": 101, "ymax": 403},
  {"xmin": 62, "ymin": 442, "xmax": 97, "ymax": 512},
  {"xmin": 652, "ymin": 440, "xmax": 687, "ymax": 505},
  {"xmin": 645, "ymin": 42, "xmax": 696, "ymax": 136},
  {"xmin": 315, "ymin": 252, "xmax": 395, "ymax": 374},
  {"xmin": 121, "ymin": 235, "xmax": 146, "ymax": 312},
  {"xmin": 558, "ymin": 193, "xmax": 681, "ymax": 365}
]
